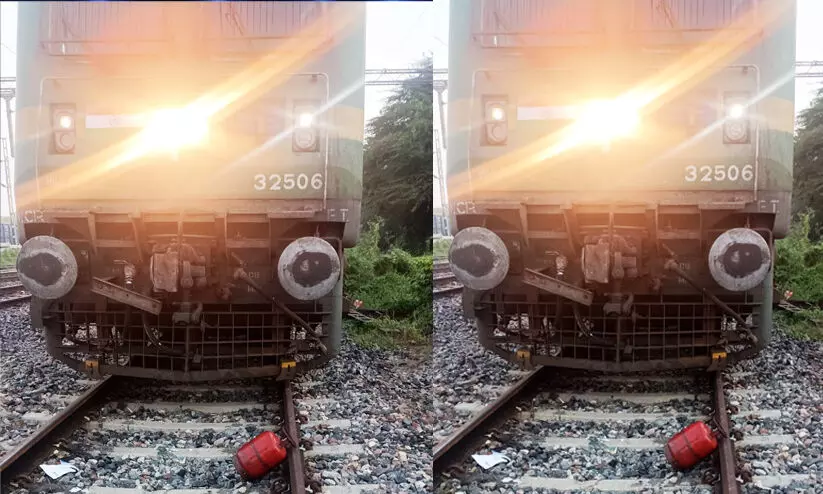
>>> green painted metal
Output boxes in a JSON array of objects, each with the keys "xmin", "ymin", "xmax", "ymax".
[
  {"xmin": 447, "ymin": 0, "xmax": 796, "ymax": 235},
  {"xmin": 14, "ymin": 2, "xmax": 365, "ymax": 214}
]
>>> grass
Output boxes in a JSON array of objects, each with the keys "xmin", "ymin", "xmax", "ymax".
[
  {"xmin": 433, "ymin": 237, "xmax": 451, "ymax": 260},
  {"xmin": 774, "ymin": 212, "xmax": 823, "ymax": 341},
  {"xmin": 0, "ymin": 246, "xmax": 19, "ymax": 268},
  {"xmin": 344, "ymin": 219, "xmax": 432, "ymax": 349}
]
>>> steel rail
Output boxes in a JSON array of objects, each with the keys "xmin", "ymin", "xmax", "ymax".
[
  {"xmin": 713, "ymin": 372, "xmax": 740, "ymax": 494},
  {"xmin": 0, "ymin": 376, "xmax": 117, "ymax": 483},
  {"xmin": 433, "ymin": 285, "xmax": 463, "ymax": 296},
  {"xmin": 0, "ymin": 282, "xmax": 24, "ymax": 294},
  {"xmin": 0, "ymin": 294, "xmax": 31, "ymax": 307},
  {"xmin": 433, "ymin": 367, "xmax": 545, "ymax": 478},
  {"xmin": 282, "ymin": 381, "xmax": 306, "ymax": 494}
]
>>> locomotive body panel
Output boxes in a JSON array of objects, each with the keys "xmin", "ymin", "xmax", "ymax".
[
  {"xmin": 447, "ymin": 0, "xmax": 795, "ymax": 372},
  {"xmin": 13, "ymin": 1, "xmax": 365, "ymax": 381}
]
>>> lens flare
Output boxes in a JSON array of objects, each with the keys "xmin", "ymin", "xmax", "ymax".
[
  {"xmin": 139, "ymin": 108, "xmax": 209, "ymax": 152},
  {"xmin": 573, "ymin": 98, "xmax": 641, "ymax": 145}
]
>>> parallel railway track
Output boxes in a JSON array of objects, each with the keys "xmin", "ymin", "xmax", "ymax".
[
  {"xmin": 0, "ymin": 376, "xmax": 371, "ymax": 493},
  {"xmin": 433, "ymin": 366, "xmax": 810, "ymax": 493},
  {"xmin": 433, "ymin": 261, "xmax": 462, "ymax": 296}
]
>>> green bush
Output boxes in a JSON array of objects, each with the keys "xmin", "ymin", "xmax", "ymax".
[
  {"xmin": 0, "ymin": 246, "xmax": 20, "ymax": 268},
  {"xmin": 344, "ymin": 219, "xmax": 432, "ymax": 347},
  {"xmin": 774, "ymin": 212, "xmax": 823, "ymax": 341},
  {"xmin": 775, "ymin": 212, "xmax": 823, "ymax": 302},
  {"xmin": 433, "ymin": 237, "xmax": 452, "ymax": 260}
]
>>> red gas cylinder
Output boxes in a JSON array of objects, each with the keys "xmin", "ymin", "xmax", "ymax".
[
  {"xmin": 234, "ymin": 431, "xmax": 288, "ymax": 479},
  {"xmin": 664, "ymin": 421, "xmax": 719, "ymax": 470}
]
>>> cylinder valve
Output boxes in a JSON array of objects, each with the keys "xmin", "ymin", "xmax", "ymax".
[
  {"xmin": 277, "ymin": 237, "xmax": 341, "ymax": 301},
  {"xmin": 448, "ymin": 227, "xmax": 509, "ymax": 291}
]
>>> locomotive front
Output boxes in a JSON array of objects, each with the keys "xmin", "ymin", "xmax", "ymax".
[
  {"xmin": 447, "ymin": 0, "xmax": 796, "ymax": 372},
  {"xmin": 13, "ymin": 1, "xmax": 365, "ymax": 381}
]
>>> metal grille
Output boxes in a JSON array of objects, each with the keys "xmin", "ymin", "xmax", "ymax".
[
  {"xmin": 476, "ymin": 0, "xmax": 603, "ymax": 47},
  {"xmin": 48, "ymin": 301, "xmax": 330, "ymax": 377},
  {"xmin": 480, "ymin": 292, "xmax": 759, "ymax": 365},
  {"xmin": 630, "ymin": 0, "xmax": 759, "ymax": 32},
  {"xmin": 40, "ymin": 2, "xmax": 330, "ymax": 55}
]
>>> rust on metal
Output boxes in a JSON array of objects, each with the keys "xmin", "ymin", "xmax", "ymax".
[
  {"xmin": 150, "ymin": 250, "xmax": 179, "ymax": 293},
  {"xmin": 713, "ymin": 372, "xmax": 740, "ymax": 494},
  {"xmin": 282, "ymin": 381, "xmax": 306, "ymax": 494},
  {"xmin": 582, "ymin": 241, "xmax": 610, "ymax": 284},
  {"xmin": 522, "ymin": 268, "xmax": 593, "ymax": 306},
  {"xmin": 0, "ymin": 377, "xmax": 117, "ymax": 479},
  {"xmin": 433, "ymin": 367, "xmax": 545, "ymax": 477},
  {"xmin": 234, "ymin": 268, "xmax": 328, "ymax": 354},
  {"xmin": 90, "ymin": 277, "xmax": 163, "ymax": 315}
]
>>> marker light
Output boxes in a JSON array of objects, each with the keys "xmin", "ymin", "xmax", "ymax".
[
  {"xmin": 483, "ymin": 98, "xmax": 508, "ymax": 146},
  {"xmin": 52, "ymin": 104, "xmax": 76, "ymax": 154},
  {"xmin": 723, "ymin": 93, "xmax": 751, "ymax": 144},
  {"xmin": 727, "ymin": 104, "xmax": 746, "ymax": 119},
  {"xmin": 489, "ymin": 106, "xmax": 505, "ymax": 122},
  {"xmin": 297, "ymin": 112, "xmax": 314, "ymax": 128},
  {"xmin": 293, "ymin": 105, "xmax": 319, "ymax": 152},
  {"xmin": 58, "ymin": 115, "xmax": 74, "ymax": 129}
]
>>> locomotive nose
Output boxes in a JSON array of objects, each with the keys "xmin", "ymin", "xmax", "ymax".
[
  {"xmin": 277, "ymin": 237, "xmax": 341, "ymax": 301},
  {"xmin": 448, "ymin": 227, "xmax": 509, "ymax": 291},
  {"xmin": 16, "ymin": 235, "xmax": 78, "ymax": 299},
  {"xmin": 708, "ymin": 228, "xmax": 771, "ymax": 292}
]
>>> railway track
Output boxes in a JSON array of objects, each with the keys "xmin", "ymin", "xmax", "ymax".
[
  {"xmin": 433, "ymin": 367, "xmax": 810, "ymax": 493},
  {"xmin": 0, "ymin": 268, "xmax": 18, "ymax": 283},
  {"xmin": 0, "ymin": 377, "xmax": 374, "ymax": 493},
  {"xmin": 433, "ymin": 261, "xmax": 462, "ymax": 296},
  {"xmin": 0, "ymin": 269, "xmax": 29, "ymax": 307}
]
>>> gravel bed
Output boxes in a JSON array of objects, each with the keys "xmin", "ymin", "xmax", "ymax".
[
  {"xmin": 96, "ymin": 403, "xmax": 279, "ymax": 424},
  {"xmin": 296, "ymin": 336, "xmax": 433, "ymax": 493},
  {"xmin": 10, "ymin": 454, "xmax": 283, "ymax": 492},
  {"xmin": 0, "ymin": 303, "xmax": 90, "ymax": 458},
  {"xmin": 433, "ymin": 295, "xmax": 823, "ymax": 494},
  {"xmin": 432, "ymin": 294, "xmax": 522, "ymax": 443},
  {"xmin": 726, "ymin": 331, "xmax": 823, "ymax": 493}
]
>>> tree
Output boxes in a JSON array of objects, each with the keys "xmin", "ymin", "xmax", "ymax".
[
  {"xmin": 361, "ymin": 58, "xmax": 433, "ymax": 254},
  {"xmin": 793, "ymin": 86, "xmax": 823, "ymax": 238}
]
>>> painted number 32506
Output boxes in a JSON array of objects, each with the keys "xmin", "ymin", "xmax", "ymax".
[
  {"xmin": 685, "ymin": 165, "xmax": 754, "ymax": 183},
  {"xmin": 254, "ymin": 173, "xmax": 323, "ymax": 191}
]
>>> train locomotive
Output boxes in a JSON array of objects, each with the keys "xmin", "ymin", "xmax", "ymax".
[
  {"xmin": 13, "ymin": 1, "xmax": 365, "ymax": 381},
  {"xmin": 446, "ymin": 0, "xmax": 796, "ymax": 372}
]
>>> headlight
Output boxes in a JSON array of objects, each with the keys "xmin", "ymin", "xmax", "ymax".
[
  {"xmin": 483, "ymin": 98, "xmax": 508, "ymax": 146},
  {"xmin": 293, "ymin": 104, "xmax": 319, "ymax": 153},
  {"xmin": 51, "ymin": 104, "xmax": 76, "ymax": 154},
  {"xmin": 140, "ymin": 108, "xmax": 209, "ymax": 152},
  {"xmin": 723, "ymin": 93, "xmax": 750, "ymax": 144},
  {"xmin": 574, "ymin": 99, "xmax": 640, "ymax": 144}
]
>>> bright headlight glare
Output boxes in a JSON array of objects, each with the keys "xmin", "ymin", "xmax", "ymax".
[
  {"xmin": 727, "ymin": 103, "xmax": 746, "ymax": 119},
  {"xmin": 57, "ymin": 115, "xmax": 74, "ymax": 129},
  {"xmin": 140, "ymin": 108, "xmax": 208, "ymax": 151},
  {"xmin": 575, "ymin": 99, "xmax": 641, "ymax": 144},
  {"xmin": 296, "ymin": 112, "xmax": 314, "ymax": 128}
]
